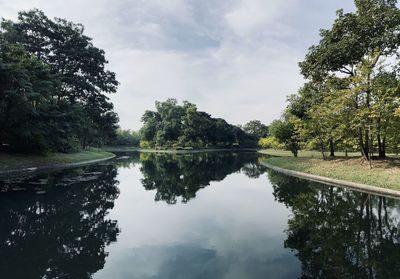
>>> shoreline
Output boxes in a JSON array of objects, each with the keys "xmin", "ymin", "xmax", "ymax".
[
  {"xmin": 261, "ymin": 160, "xmax": 400, "ymax": 199},
  {"xmin": 0, "ymin": 151, "xmax": 116, "ymax": 178}
]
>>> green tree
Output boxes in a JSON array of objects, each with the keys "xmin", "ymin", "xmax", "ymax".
[
  {"xmin": 299, "ymin": 0, "xmax": 400, "ymax": 160},
  {"xmin": 242, "ymin": 120, "xmax": 269, "ymax": 139},
  {"xmin": 269, "ymin": 118, "xmax": 300, "ymax": 157},
  {"xmin": 0, "ymin": 9, "xmax": 119, "ymax": 153},
  {"xmin": 140, "ymin": 99, "xmax": 257, "ymax": 149}
]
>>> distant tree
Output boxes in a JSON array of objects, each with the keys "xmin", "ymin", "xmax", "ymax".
[
  {"xmin": 140, "ymin": 99, "xmax": 257, "ymax": 149},
  {"xmin": 109, "ymin": 129, "xmax": 141, "ymax": 146},
  {"xmin": 242, "ymin": 120, "xmax": 269, "ymax": 139}
]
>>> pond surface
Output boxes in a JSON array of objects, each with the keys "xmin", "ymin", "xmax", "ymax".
[{"xmin": 1, "ymin": 152, "xmax": 400, "ymax": 279}]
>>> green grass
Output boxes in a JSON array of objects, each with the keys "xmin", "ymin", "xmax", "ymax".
[
  {"xmin": 260, "ymin": 149, "xmax": 400, "ymax": 190},
  {"xmin": 0, "ymin": 149, "xmax": 114, "ymax": 172},
  {"xmin": 101, "ymin": 146, "xmax": 139, "ymax": 152},
  {"xmin": 258, "ymin": 149, "xmax": 360, "ymax": 158}
]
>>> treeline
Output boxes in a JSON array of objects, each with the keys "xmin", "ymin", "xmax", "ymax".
[
  {"xmin": 0, "ymin": 9, "xmax": 119, "ymax": 154},
  {"xmin": 270, "ymin": 0, "xmax": 400, "ymax": 159},
  {"xmin": 140, "ymin": 99, "xmax": 258, "ymax": 149}
]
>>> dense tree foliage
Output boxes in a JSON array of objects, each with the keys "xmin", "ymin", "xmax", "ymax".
[
  {"xmin": 269, "ymin": 118, "xmax": 300, "ymax": 157},
  {"xmin": 241, "ymin": 120, "xmax": 269, "ymax": 139},
  {"xmin": 140, "ymin": 99, "xmax": 257, "ymax": 149},
  {"xmin": 0, "ymin": 9, "xmax": 119, "ymax": 153},
  {"xmin": 108, "ymin": 129, "xmax": 141, "ymax": 146},
  {"xmin": 272, "ymin": 0, "xmax": 400, "ymax": 160}
]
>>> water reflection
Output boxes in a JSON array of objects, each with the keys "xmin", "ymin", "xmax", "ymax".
[
  {"xmin": 2, "ymin": 152, "xmax": 400, "ymax": 278},
  {"xmin": 0, "ymin": 165, "xmax": 120, "ymax": 279},
  {"xmin": 268, "ymin": 170, "xmax": 400, "ymax": 279},
  {"xmin": 139, "ymin": 152, "xmax": 267, "ymax": 204}
]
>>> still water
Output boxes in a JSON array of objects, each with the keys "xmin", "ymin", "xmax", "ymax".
[{"xmin": 1, "ymin": 152, "xmax": 400, "ymax": 279}]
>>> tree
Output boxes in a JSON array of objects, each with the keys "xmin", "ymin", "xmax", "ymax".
[
  {"xmin": 0, "ymin": 38, "xmax": 58, "ymax": 152},
  {"xmin": 242, "ymin": 120, "xmax": 269, "ymax": 139},
  {"xmin": 269, "ymin": 118, "xmax": 300, "ymax": 157},
  {"xmin": 299, "ymin": 0, "xmax": 400, "ymax": 160},
  {"xmin": 140, "ymin": 99, "xmax": 257, "ymax": 149},
  {"xmin": 0, "ymin": 9, "xmax": 119, "ymax": 153}
]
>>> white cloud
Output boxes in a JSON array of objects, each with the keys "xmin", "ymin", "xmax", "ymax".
[
  {"xmin": 224, "ymin": 0, "xmax": 298, "ymax": 38},
  {"xmin": 0, "ymin": 0, "xmax": 356, "ymax": 129}
]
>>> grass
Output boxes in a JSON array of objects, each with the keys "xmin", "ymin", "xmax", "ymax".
[
  {"xmin": 101, "ymin": 146, "xmax": 140, "ymax": 152},
  {"xmin": 258, "ymin": 149, "xmax": 360, "ymax": 158},
  {"xmin": 259, "ymin": 149, "xmax": 400, "ymax": 190},
  {"xmin": 0, "ymin": 149, "xmax": 114, "ymax": 172}
]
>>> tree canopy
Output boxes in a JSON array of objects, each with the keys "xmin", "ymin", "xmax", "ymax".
[
  {"xmin": 271, "ymin": 0, "xmax": 400, "ymax": 160},
  {"xmin": 0, "ymin": 9, "xmax": 119, "ymax": 153},
  {"xmin": 140, "ymin": 99, "xmax": 257, "ymax": 149}
]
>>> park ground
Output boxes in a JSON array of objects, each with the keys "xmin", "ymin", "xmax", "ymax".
[
  {"xmin": 259, "ymin": 149, "xmax": 400, "ymax": 191},
  {"xmin": 0, "ymin": 149, "xmax": 114, "ymax": 174}
]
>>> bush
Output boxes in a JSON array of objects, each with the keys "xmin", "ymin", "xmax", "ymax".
[
  {"xmin": 139, "ymin": 140, "xmax": 152, "ymax": 149},
  {"xmin": 258, "ymin": 137, "xmax": 284, "ymax": 150}
]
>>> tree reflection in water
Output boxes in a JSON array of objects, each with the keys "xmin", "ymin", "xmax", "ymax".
[
  {"xmin": 0, "ymin": 164, "xmax": 120, "ymax": 279},
  {"xmin": 139, "ymin": 152, "xmax": 267, "ymax": 204},
  {"xmin": 268, "ymin": 170, "xmax": 400, "ymax": 279}
]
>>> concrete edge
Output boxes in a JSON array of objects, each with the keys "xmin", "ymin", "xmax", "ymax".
[
  {"xmin": 0, "ymin": 154, "xmax": 116, "ymax": 178},
  {"xmin": 261, "ymin": 161, "xmax": 400, "ymax": 199}
]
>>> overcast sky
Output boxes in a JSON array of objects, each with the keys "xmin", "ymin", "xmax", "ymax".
[{"xmin": 1, "ymin": 0, "xmax": 355, "ymax": 130}]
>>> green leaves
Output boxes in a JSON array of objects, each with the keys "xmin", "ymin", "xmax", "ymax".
[
  {"xmin": 0, "ymin": 9, "xmax": 119, "ymax": 153},
  {"xmin": 140, "ymin": 99, "xmax": 257, "ymax": 149}
]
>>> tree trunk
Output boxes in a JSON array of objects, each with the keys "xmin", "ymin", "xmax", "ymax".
[
  {"xmin": 329, "ymin": 138, "xmax": 335, "ymax": 158},
  {"xmin": 320, "ymin": 139, "xmax": 326, "ymax": 160},
  {"xmin": 358, "ymin": 128, "xmax": 369, "ymax": 160},
  {"xmin": 376, "ymin": 118, "xmax": 386, "ymax": 159}
]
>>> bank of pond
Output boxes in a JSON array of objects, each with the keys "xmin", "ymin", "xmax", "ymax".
[{"xmin": 1, "ymin": 151, "xmax": 400, "ymax": 278}]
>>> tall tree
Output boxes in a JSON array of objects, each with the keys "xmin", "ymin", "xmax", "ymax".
[{"xmin": 299, "ymin": 0, "xmax": 400, "ymax": 160}]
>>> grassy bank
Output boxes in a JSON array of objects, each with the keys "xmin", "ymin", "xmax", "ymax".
[
  {"xmin": 260, "ymin": 149, "xmax": 400, "ymax": 191},
  {"xmin": 0, "ymin": 149, "xmax": 114, "ymax": 173}
]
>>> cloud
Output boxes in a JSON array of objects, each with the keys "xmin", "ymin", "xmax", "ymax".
[{"xmin": 0, "ymin": 0, "xmax": 356, "ymax": 129}]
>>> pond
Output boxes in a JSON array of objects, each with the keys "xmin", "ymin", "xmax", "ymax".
[{"xmin": 1, "ymin": 151, "xmax": 400, "ymax": 279}]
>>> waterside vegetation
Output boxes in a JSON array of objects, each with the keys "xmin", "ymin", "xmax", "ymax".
[
  {"xmin": 261, "ymin": 149, "xmax": 400, "ymax": 190},
  {"xmin": 267, "ymin": 0, "xmax": 400, "ymax": 164}
]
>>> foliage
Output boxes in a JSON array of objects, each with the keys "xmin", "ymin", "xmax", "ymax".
[
  {"xmin": 241, "ymin": 120, "xmax": 269, "ymax": 139},
  {"xmin": 140, "ymin": 99, "xmax": 257, "ymax": 149},
  {"xmin": 273, "ymin": 0, "xmax": 400, "ymax": 161},
  {"xmin": 139, "ymin": 140, "xmax": 152, "ymax": 149},
  {"xmin": 108, "ymin": 129, "xmax": 141, "ymax": 146},
  {"xmin": 269, "ymin": 118, "xmax": 300, "ymax": 157},
  {"xmin": 0, "ymin": 9, "xmax": 119, "ymax": 154},
  {"xmin": 258, "ymin": 137, "xmax": 283, "ymax": 150}
]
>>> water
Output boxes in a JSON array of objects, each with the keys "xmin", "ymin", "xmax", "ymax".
[{"xmin": 1, "ymin": 152, "xmax": 400, "ymax": 279}]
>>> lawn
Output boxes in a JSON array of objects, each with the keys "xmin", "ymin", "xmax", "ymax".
[
  {"xmin": 259, "ymin": 149, "xmax": 400, "ymax": 190},
  {"xmin": 0, "ymin": 149, "xmax": 114, "ymax": 173}
]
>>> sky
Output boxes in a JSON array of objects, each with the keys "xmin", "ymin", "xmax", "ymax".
[{"xmin": 0, "ymin": 0, "xmax": 355, "ymax": 130}]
